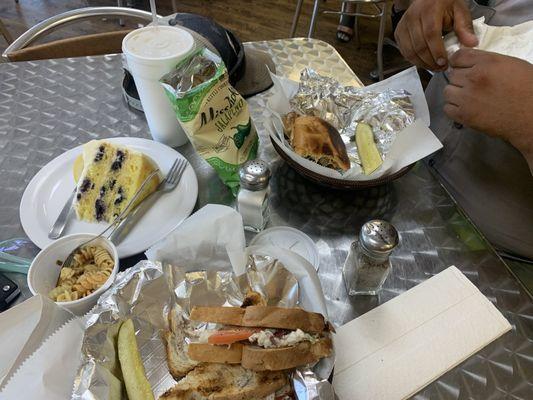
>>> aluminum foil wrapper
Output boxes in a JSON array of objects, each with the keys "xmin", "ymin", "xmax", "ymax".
[
  {"xmin": 290, "ymin": 68, "xmax": 415, "ymax": 165},
  {"xmin": 160, "ymin": 49, "xmax": 218, "ymax": 94},
  {"xmin": 72, "ymin": 257, "xmax": 334, "ymax": 400},
  {"xmin": 293, "ymin": 369, "xmax": 336, "ymax": 400}
]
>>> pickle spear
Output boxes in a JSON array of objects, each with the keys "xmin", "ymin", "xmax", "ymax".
[
  {"xmin": 356, "ymin": 123, "xmax": 383, "ymax": 175},
  {"xmin": 118, "ymin": 319, "xmax": 154, "ymax": 400}
]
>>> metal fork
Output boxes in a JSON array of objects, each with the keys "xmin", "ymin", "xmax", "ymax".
[
  {"xmin": 60, "ymin": 168, "xmax": 161, "ymax": 270},
  {"xmin": 107, "ymin": 157, "xmax": 189, "ymax": 244},
  {"xmin": 61, "ymin": 158, "xmax": 188, "ymax": 269},
  {"xmin": 157, "ymin": 156, "xmax": 189, "ymax": 193},
  {"xmin": 48, "ymin": 156, "xmax": 189, "ymax": 241}
]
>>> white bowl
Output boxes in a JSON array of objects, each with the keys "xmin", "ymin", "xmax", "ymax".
[{"xmin": 28, "ymin": 233, "xmax": 119, "ymax": 315}]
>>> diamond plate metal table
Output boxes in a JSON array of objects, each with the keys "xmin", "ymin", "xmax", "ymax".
[{"xmin": 0, "ymin": 38, "xmax": 531, "ymax": 399}]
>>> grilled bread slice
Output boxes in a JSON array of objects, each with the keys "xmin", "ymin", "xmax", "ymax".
[
  {"xmin": 163, "ymin": 291, "xmax": 269, "ymax": 380},
  {"xmin": 241, "ymin": 337, "xmax": 332, "ymax": 371},
  {"xmin": 189, "ymin": 307, "xmax": 246, "ymax": 326},
  {"xmin": 159, "ymin": 363, "xmax": 287, "ymax": 400},
  {"xmin": 188, "ymin": 337, "xmax": 332, "ymax": 371},
  {"xmin": 164, "ymin": 307, "xmax": 200, "ymax": 380},
  {"xmin": 241, "ymin": 289, "xmax": 267, "ymax": 307},
  {"xmin": 163, "ymin": 330, "xmax": 200, "ymax": 380},
  {"xmin": 189, "ymin": 306, "xmax": 327, "ymax": 334},
  {"xmin": 283, "ymin": 114, "xmax": 350, "ymax": 171},
  {"xmin": 188, "ymin": 342, "xmax": 244, "ymax": 364},
  {"xmin": 187, "ymin": 306, "xmax": 332, "ymax": 371}
]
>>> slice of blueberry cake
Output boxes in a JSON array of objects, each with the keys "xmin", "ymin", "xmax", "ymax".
[{"xmin": 74, "ymin": 140, "xmax": 160, "ymax": 223}]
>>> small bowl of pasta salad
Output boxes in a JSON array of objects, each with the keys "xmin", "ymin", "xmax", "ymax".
[{"xmin": 27, "ymin": 233, "xmax": 119, "ymax": 315}]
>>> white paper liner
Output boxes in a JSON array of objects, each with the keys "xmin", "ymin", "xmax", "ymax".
[
  {"xmin": 0, "ymin": 295, "xmax": 80, "ymax": 392},
  {"xmin": 1, "ymin": 316, "xmax": 84, "ymax": 399},
  {"xmin": 264, "ymin": 67, "xmax": 442, "ymax": 181}
]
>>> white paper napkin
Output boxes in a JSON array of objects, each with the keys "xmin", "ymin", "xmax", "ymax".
[
  {"xmin": 0, "ymin": 295, "xmax": 85, "ymax": 399},
  {"xmin": 145, "ymin": 204, "xmax": 248, "ymax": 275},
  {"xmin": 266, "ymin": 67, "xmax": 443, "ymax": 181},
  {"xmin": 445, "ymin": 17, "xmax": 533, "ymax": 63},
  {"xmin": 145, "ymin": 205, "xmax": 329, "ymax": 318},
  {"xmin": 0, "ymin": 295, "xmax": 75, "ymax": 389},
  {"xmin": 332, "ymin": 266, "xmax": 511, "ymax": 400},
  {"xmin": 1, "ymin": 318, "xmax": 84, "ymax": 400}
]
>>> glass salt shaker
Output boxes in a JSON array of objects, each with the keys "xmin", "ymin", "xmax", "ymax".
[
  {"xmin": 237, "ymin": 160, "xmax": 271, "ymax": 232},
  {"xmin": 343, "ymin": 220, "xmax": 399, "ymax": 295}
]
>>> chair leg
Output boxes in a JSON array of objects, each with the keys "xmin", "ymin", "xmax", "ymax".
[
  {"xmin": 308, "ymin": 0, "xmax": 321, "ymax": 38},
  {"xmin": 172, "ymin": 0, "xmax": 178, "ymax": 14},
  {"xmin": 117, "ymin": 0, "xmax": 125, "ymax": 26},
  {"xmin": 377, "ymin": 3, "xmax": 388, "ymax": 81},
  {"xmin": 290, "ymin": 0, "xmax": 305, "ymax": 37},
  {"xmin": 353, "ymin": 3, "xmax": 361, "ymax": 49}
]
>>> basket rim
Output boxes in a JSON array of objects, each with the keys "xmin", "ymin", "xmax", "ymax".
[{"xmin": 271, "ymin": 137, "xmax": 414, "ymax": 190}]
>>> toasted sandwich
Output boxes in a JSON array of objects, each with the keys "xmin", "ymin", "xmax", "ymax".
[
  {"xmin": 159, "ymin": 363, "xmax": 288, "ymax": 400},
  {"xmin": 187, "ymin": 306, "xmax": 332, "ymax": 371},
  {"xmin": 161, "ymin": 293, "xmax": 329, "ymax": 400},
  {"xmin": 283, "ymin": 112, "xmax": 351, "ymax": 171}
]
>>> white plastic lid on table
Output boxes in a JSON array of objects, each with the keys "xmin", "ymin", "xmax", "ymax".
[
  {"xmin": 250, "ymin": 226, "xmax": 320, "ymax": 270},
  {"xmin": 122, "ymin": 25, "xmax": 194, "ymax": 62}
]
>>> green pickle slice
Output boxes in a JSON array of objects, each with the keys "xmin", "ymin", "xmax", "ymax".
[
  {"xmin": 118, "ymin": 319, "xmax": 154, "ymax": 400},
  {"xmin": 356, "ymin": 123, "xmax": 383, "ymax": 175}
]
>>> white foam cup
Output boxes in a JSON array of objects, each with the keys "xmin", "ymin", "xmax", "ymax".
[{"xmin": 122, "ymin": 26, "xmax": 194, "ymax": 147}]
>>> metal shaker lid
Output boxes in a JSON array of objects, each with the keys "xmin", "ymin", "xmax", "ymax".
[
  {"xmin": 359, "ymin": 220, "xmax": 399, "ymax": 258},
  {"xmin": 239, "ymin": 160, "xmax": 271, "ymax": 191}
]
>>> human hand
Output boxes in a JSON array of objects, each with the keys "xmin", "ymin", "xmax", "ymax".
[
  {"xmin": 444, "ymin": 49, "xmax": 533, "ymax": 168},
  {"xmin": 394, "ymin": 0, "xmax": 478, "ymax": 71}
]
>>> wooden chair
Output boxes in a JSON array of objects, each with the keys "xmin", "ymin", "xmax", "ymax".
[
  {"xmin": 0, "ymin": 19, "xmax": 13, "ymax": 44},
  {"xmin": 6, "ymin": 31, "xmax": 134, "ymax": 62},
  {"xmin": 2, "ymin": 7, "xmax": 154, "ymax": 62}
]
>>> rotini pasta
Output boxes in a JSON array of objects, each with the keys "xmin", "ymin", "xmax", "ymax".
[{"xmin": 49, "ymin": 245, "xmax": 115, "ymax": 302}]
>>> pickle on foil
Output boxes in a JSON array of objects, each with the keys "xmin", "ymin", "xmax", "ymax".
[
  {"xmin": 356, "ymin": 123, "xmax": 383, "ymax": 175},
  {"xmin": 118, "ymin": 319, "xmax": 154, "ymax": 400}
]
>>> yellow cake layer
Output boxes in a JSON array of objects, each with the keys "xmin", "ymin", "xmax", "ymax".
[{"xmin": 74, "ymin": 140, "xmax": 160, "ymax": 223}]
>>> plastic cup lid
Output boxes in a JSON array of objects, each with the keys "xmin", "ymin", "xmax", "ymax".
[
  {"xmin": 250, "ymin": 226, "xmax": 320, "ymax": 270},
  {"xmin": 122, "ymin": 26, "xmax": 194, "ymax": 63}
]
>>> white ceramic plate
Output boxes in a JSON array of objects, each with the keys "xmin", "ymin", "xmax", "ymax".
[{"xmin": 20, "ymin": 137, "xmax": 198, "ymax": 258}]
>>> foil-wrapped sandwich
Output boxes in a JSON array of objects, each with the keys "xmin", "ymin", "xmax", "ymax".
[
  {"xmin": 161, "ymin": 291, "xmax": 332, "ymax": 399},
  {"xmin": 280, "ymin": 68, "xmax": 416, "ymax": 175},
  {"xmin": 74, "ymin": 252, "xmax": 335, "ymax": 400}
]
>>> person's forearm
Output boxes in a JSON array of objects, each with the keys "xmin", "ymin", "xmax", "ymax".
[
  {"xmin": 513, "ymin": 140, "xmax": 533, "ymax": 175},
  {"xmin": 522, "ymin": 149, "xmax": 533, "ymax": 175},
  {"xmin": 509, "ymin": 108, "xmax": 533, "ymax": 174}
]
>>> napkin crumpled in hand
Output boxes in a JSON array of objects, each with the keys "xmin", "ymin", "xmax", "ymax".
[{"xmin": 444, "ymin": 17, "xmax": 533, "ymax": 63}]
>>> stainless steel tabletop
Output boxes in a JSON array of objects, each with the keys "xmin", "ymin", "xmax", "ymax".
[{"xmin": 0, "ymin": 38, "xmax": 531, "ymax": 399}]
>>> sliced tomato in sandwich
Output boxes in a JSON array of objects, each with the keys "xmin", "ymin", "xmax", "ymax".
[{"xmin": 207, "ymin": 329, "xmax": 257, "ymax": 345}]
